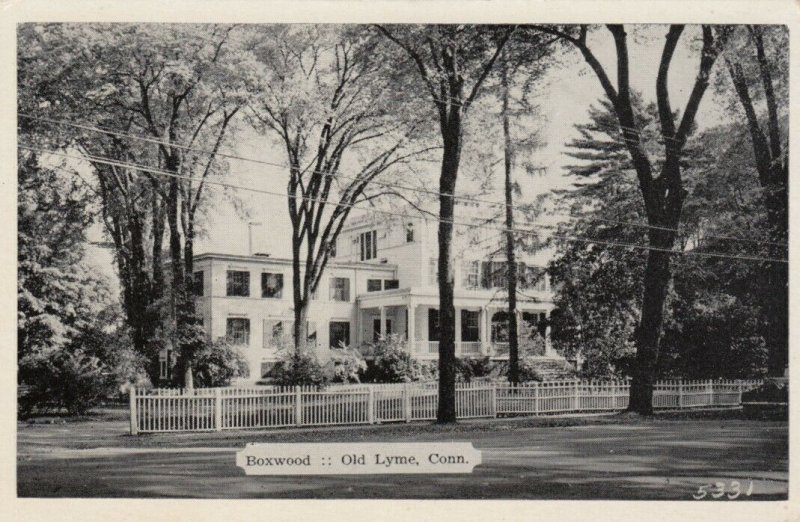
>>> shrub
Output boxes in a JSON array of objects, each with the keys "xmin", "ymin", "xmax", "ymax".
[
  {"xmin": 484, "ymin": 357, "xmax": 545, "ymax": 383},
  {"xmin": 742, "ymin": 380, "xmax": 788, "ymax": 403},
  {"xmin": 456, "ymin": 357, "xmax": 493, "ymax": 382},
  {"xmin": 192, "ymin": 338, "xmax": 250, "ymax": 387},
  {"xmin": 272, "ymin": 348, "xmax": 328, "ymax": 386},
  {"xmin": 366, "ymin": 334, "xmax": 433, "ymax": 383},
  {"xmin": 326, "ymin": 346, "xmax": 368, "ymax": 383},
  {"xmin": 19, "ymin": 349, "xmax": 110, "ymax": 417},
  {"xmin": 70, "ymin": 319, "xmax": 151, "ymax": 398},
  {"xmin": 518, "ymin": 358, "xmax": 545, "ymax": 382}
]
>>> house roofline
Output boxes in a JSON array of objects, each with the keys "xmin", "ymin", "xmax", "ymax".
[{"xmin": 194, "ymin": 252, "xmax": 398, "ymax": 271}]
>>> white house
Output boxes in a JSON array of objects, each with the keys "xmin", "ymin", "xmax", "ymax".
[{"xmin": 180, "ymin": 203, "xmax": 560, "ymax": 382}]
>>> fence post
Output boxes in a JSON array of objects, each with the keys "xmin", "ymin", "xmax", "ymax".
[
  {"xmin": 403, "ymin": 382, "xmax": 412, "ymax": 422},
  {"xmin": 295, "ymin": 386, "xmax": 303, "ymax": 426},
  {"xmin": 610, "ymin": 381, "xmax": 617, "ymax": 411},
  {"xmin": 738, "ymin": 380, "xmax": 743, "ymax": 405},
  {"xmin": 491, "ymin": 383, "xmax": 497, "ymax": 418},
  {"xmin": 573, "ymin": 380, "xmax": 580, "ymax": 412},
  {"xmin": 129, "ymin": 387, "xmax": 138, "ymax": 435},
  {"xmin": 214, "ymin": 388, "xmax": 222, "ymax": 432},
  {"xmin": 678, "ymin": 381, "xmax": 684, "ymax": 408},
  {"xmin": 707, "ymin": 380, "xmax": 713, "ymax": 406},
  {"xmin": 534, "ymin": 383, "xmax": 539, "ymax": 415},
  {"xmin": 367, "ymin": 387, "xmax": 375, "ymax": 424}
]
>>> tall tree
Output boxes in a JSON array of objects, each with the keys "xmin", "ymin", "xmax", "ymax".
[
  {"xmin": 550, "ymin": 112, "xmax": 771, "ymax": 380},
  {"xmin": 492, "ymin": 32, "xmax": 556, "ymax": 383},
  {"xmin": 377, "ymin": 24, "xmax": 514, "ymax": 422},
  {"xmin": 248, "ymin": 25, "xmax": 431, "ymax": 355},
  {"xmin": 721, "ymin": 25, "xmax": 788, "ymax": 376},
  {"xmin": 534, "ymin": 24, "xmax": 729, "ymax": 413},
  {"xmin": 18, "ymin": 24, "xmax": 251, "ymax": 386},
  {"xmin": 17, "ymin": 153, "xmax": 100, "ymax": 366}
]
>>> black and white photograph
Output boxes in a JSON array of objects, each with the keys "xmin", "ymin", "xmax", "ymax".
[{"xmin": 9, "ymin": 0, "xmax": 794, "ymax": 516}]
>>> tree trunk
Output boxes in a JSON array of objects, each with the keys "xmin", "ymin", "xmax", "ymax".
[
  {"xmin": 165, "ymin": 172, "xmax": 191, "ymax": 387},
  {"xmin": 764, "ymin": 173, "xmax": 788, "ymax": 375},
  {"xmin": 151, "ymin": 190, "xmax": 165, "ymax": 296},
  {"xmin": 293, "ymin": 304, "xmax": 309, "ymax": 353},
  {"xmin": 291, "ymin": 230, "xmax": 307, "ymax": 353},
  {"xmin": 437, "ymin": 119, "xmax": 461, "ymax": 424},
  {"xmin": 501, "ymin": 62, "xmax": 520, "ymax": 384},
  {"xmin": 627, "ymin": 222, "xmax": 677, "ymax": 414}
]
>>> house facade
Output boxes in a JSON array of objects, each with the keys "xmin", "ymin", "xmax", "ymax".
[{"xmin": 185, "ymin": 204, "xmax": 557, "ymax": 382}]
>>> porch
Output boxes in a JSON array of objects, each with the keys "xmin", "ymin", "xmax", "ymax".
[{"xmin": 356, "ymin": 292, "xmax": 555, "ymax": 359}]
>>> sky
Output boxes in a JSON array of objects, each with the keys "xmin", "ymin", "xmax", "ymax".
[
  {"xmin": 190, "ymin": 25, "xmax": 729, "ymax": 262},
  {"xmin": 80, "ymin": 25, "xmax": 732, "ymax": 284}
]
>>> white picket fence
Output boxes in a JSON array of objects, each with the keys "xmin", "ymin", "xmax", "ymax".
[{"xmin": 129, "ymin": 379, "xmax": 764, "ymax": 434}]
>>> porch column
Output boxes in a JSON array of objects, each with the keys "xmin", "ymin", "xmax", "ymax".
[
  {"xmin": 480, "ymin": 306, "xmax": 489, "ymax": 355},
  {"xmin": 355, "ymin": 305, "xmax": 361, "ymax": 347},
  {"xmin": 379, "ymin": 306, "xmax": 387, "ymax": 339},
  {"xmin": 407, "ymin": 301, "xmax": 416, "ymax": 354},
  {"xmin": 454, "ymin": 306, "xmax": 462, "ymax": 357},
  {"xmin": 484, "ymin": 306, "xmax": 493, "ymax": 355},
  {"xmin": 544, "ymin": 310, "xmax": 553, "ymax": 356}
]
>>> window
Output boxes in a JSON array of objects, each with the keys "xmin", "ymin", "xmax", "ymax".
[
  {"xmin": 263, "ymin": 319, "xmax": 293, "ymax": 348},
  {"xmin": 481, "ymin": 261, "xmax": 508, "ymax": 289},
  {"xmin": 192, "ymin": 271, "xmax": 204, "ymax": 296},
  {"xmin": 329, "ymin": 277, "xmax": 350, "ymax": 301},
  {"xmin": 226, "ymin": 270, "xmax": 250, "ymax": 297},
  {"xmin": 490, "ymin": 311, "xmax": 509, "ymax": 342},
  {"xmin": 329, "ymin": 321, "xmax": 351, "ymax": 349},
  {"xmin": 373, "ymin": 318, "xmax": 393, "ymax": 342},
  {"xmin": 428, "ymin": 258, "xmax": 438, "ymax": 286},
  {"xmin": 462, "ymin": 260, "xmax": 479, "ymax": 289},
  {"xmin": 518, "ymin": 264, "xmax": 548, "ymax": 292},
  {"xmin": 360, "ymin": 230, "xmax": 377, "ymax": 261},
  {"xmin": 461, "ymin": 310, "xmax": 480, "ymax": 343},
  {"xmin": 428, "ymin": 308, "xmax": 440, "ymax": 342},
  {"xmin": 226, "ymin": 318, "xmax": 250, "ymax": 345},
  {"xmin": 383, "ymin": 279, "xmax": 399, "ymax": 290},
  {"xmin": 261, "ymin": 272, "xmax": 283, "ymax": 298},
  {"xmin": 534, "ymin": 273, "xmax": 549, "ymax": 292},
  {"xmin": 367, "ymin": 279, "xmax": 383, "ymax": 292},
  {"xmin": 406, "ymin": 222, "xmax": 414, "ymax": 242}
]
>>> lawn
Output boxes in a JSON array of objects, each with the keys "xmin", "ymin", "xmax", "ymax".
[{"xmin": 17, "ymin": 408, "xmax": 788, "ymax": 500}]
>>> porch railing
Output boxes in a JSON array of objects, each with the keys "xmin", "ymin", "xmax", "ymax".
[
  {"xmin": 412, "ymin": 340, "xmax": 483, "ymax": 356},
  {"xmin": 460, "ymin": 341, "xmax": 482, "ymax": 355},
  {"xmin": 492, "ymin": 342, "xmax": 509, "ymax": 355}
]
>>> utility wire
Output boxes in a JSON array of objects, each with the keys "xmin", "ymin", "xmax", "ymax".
[
  {"xmin": 19, "ymin": 143, "xmax": 788, "ymax": 265},
  {"xmin": 19, "ymin": 112, "xmax": 787, "ymax": 247}
]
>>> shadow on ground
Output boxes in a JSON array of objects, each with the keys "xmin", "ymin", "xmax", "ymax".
[{"xmin": 17, "ymin": 409, "xmax": 788, "ymax": 500}]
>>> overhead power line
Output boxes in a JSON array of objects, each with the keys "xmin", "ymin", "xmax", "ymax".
[
  {"xmin": 18, "ymin": 112, "xmax": 787, "ymax": 248},
  {"xmin": 18, "ymin": 143, "xmax": 788, "ymax": 265}
]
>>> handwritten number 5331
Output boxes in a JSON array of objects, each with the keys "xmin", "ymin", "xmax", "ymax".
[{"xmin": 693, "ymin": 480, "xmax": 754, "ymax": 500}]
